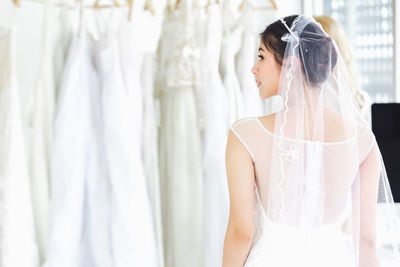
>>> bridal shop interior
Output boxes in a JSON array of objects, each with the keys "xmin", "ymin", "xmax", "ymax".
[{"xmin": 0, "ymin": 0, "xmax": 399, "ymax": 266}]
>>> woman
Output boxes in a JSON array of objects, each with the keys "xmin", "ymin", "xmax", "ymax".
[{"xmin": 222, "ymin": 15, "xmax": 400, "ymax": 267}]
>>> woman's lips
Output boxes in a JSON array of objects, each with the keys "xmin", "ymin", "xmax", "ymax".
[{"xmin": 257, "ymin": 81, "xmax": 261, "ymax": 88}]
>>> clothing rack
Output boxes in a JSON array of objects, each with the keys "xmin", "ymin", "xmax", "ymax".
[
  {"xmin": 239, "ymin": 0, "xmax": 278, "ymax": 11},
  {"xmin": 13, "ymin": 0, "xmax": 129, "ymax": 9},
  {"xmin": 11, "ymin": 0, "xmax": 276, "ymax": 16},
  {"xmin": 11, "ymin": 0, "xmax": 157, "ymax": 18}
]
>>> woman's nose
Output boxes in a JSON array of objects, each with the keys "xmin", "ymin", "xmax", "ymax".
[{"xmin": 251, "ymin": 64, "xmax": 257, "ymax": 75}]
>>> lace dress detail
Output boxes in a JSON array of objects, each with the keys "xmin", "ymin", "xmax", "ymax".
[{"xmin": 156, "ymin": 1, "xmax": 204, "ymax": 266}]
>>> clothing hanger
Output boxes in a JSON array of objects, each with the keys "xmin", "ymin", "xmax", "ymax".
[
  {"xmin": 94, "ymin": 0, "xmax": 120, "ymax": 8},
  {"xmin": 144, "ymin": 0, "xmax": 156, "ymax": 16},
  {"xmin": 127, "ymin": 0, "xmax": 133, "ymax": 20},
  {"xmin": 12, "ymin": 0, "xmax": 20, "ymax": 7},
  {"xmin": 167, "ymin": 0, "xmax": 175, "ymax": 12},
  {"xmin": 205, "ymin": 0, "xmax": 211, "ymax": 12},
  {"xmin": 78, "ymin": 0, "xmax": 84, "ymax": 36},
  {"xmin": 269, "ymin": 0, "xmax": 277, "ymax": 9},
  {"xmin": 10, "ymin": 0, "xmax": 18, "ymax": 27},
  {"xmin": 239, "ymin": 0, "xmax": 278, "ymax": 11}
]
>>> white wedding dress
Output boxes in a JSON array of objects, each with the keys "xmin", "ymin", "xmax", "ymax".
[
  {"xmin": 44, "ymin": 30, "xmax": 107, "ymax": 267},
  {"xmin": 100, "ymin": 22, "xmax": 160, "ymax": 267},
  {"xmin": 128, "ymin": 0, "xmax": 166, "ymax": 263},
  {"xmin": 156, "ymin": 1, "xmax": 204, "ymax": 266},
  {"xmin": 46, "ymin": 11, "xmax": 160, "ymax": 266},
  {"xmin": 52, "ymin": 7, "xmax": 73, "ymax": 101},
  {"xmin": 0, "ymin": 27, "xmax": 39, "ymax": 267},
  {"xmin": 141, "ymin": 52, "xmax": 165, "ymax": 267},
  {"xmin": 220, "ymin": 0, "xmax": 245, "ymax": 126},
  {"xmin": 235, "ymin": 0, "xmax": 264, "ymax": 117},
  {"xmin": 25, "ymin": 4, "xmax": 57, "ymax": 262},
  {"xmin": 202, "ymin": 3, "xmax": 230, "ymax": 267},
  {"xmin": 231, "ymin": 117, "xmax": 376, "ymax": 267}
]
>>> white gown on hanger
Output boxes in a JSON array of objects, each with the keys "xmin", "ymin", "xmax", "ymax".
[
  {"xmin": 44, "ymin": 31, "xmax": 109, "ymax": 267},
  {"xmin": 235, "ymin": 0, "xmax": 264, "ymax": 117},
  {"xmin": 141, "ymin": 53, "xmax": 165, "ymax": 267},
  {"xmin": 26, "ymin": 3, "xmax": 57, "ymax": 262},
  {"xmin": 117, "ymin": 1, "xmax": 166, "ymax": 264},
  {"xmin": 139, "ymin": 1, "xmax": 166, "ymax": 264},
  {"xmin": 202, "ymin": 3, "xmax": 230, "ymax": 267},
  {"xmin": 114, "ymin": 18, "xmax": 160, "ymax": 267},
  {"xmin": 220, "ymin": 0, "xmax": 244, "ymax": 126},
  {"xmin": 52, "ymin": 7, "xmax": 73, "ymax": 101},
  {"xmin": 156, "ymin": 1, "xmax": 204, "ymax": 266},
  {"xmin": 0, "ymin": 27, "xmax": 39, "ymax": 267},
  {"xmin": 46, "ymin": 11, "xmax": 160, "ymax": 266}
]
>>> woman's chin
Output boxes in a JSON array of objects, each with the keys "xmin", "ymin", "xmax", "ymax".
[{"xmin": 259, "ymin": 90, "xmax": 270, "ymax": 99}]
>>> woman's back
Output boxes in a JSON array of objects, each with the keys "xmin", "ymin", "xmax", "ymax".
[
  {"xmin": 231, "ymin": 113, "xmax": 375, "ymax": 226},
  {"xmin": 230, "ymin": 114, "xmax": 376, "ymax": 267}
]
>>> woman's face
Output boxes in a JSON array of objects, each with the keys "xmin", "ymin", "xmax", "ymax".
[{"xmin": 251, "ymin": 41, "xmax": 282, "ymax": 99}]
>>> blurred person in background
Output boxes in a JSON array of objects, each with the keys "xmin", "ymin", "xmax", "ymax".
[{"xmin": 314, "ymin": 15, "xmax": 372, "ymax": 125}]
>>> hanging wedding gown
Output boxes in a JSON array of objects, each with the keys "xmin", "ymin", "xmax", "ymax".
[
  {"xmin": 235, "ymin": 0, "xmax": 264, "ymax": 117},
  {"xmin": 114, "ymin": 15, "xmax": 160, "ymax": 267},
  {"xmin": 25, "ymin": 3, "xmax": 56, "ymax": 262},
  {"xmin": 220, "ymin": 0, "xmax": 244, "ymax": 126},
  {"xmin": 140, "ymin": 2, "xmax": 166, "ymax": 264},
  {"xmin": 52, "ymin": 7, "xmax": 73, "ymax": 100},
  {"xmin": 141, "ymin": 54, "xmax": 164, "ymax": 266},
  {"xmin": 141, "ymin": 53, "xmax": 165, "ymax": 267},
  {"xmin": 45, "ymin": 10, "xmax": 159, "ymax": 266},
  {"xmin": 0, "ymin": 27, "xmax": 39, "ymax": 267},
  {"xmin": 156, "ymin": 1, "xmax": 204, "ymax": 266},
  {"xmin": 119, "ymin": 1, "xmax": 166, "ymax": 264},
  {"xmin": 44, "ymin": 27, "xmax": 108, "ymax": 267},
  {"xmin": 202, "ymin": 3, "xmax": 230, "ymax": 267}
]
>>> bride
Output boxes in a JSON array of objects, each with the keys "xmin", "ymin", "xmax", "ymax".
[{"xmin": 222, "ymin": 15, "xmax": 400, "ymax": 267}]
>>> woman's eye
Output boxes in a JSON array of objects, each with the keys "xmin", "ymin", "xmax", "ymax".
[{"xmin": 258, "ymin": 54, "xmax": 264, "ymax": 60}]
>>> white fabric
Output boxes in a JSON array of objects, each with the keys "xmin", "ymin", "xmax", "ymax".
[
  {"xmin": 156, "ymin": 1, "xmax": 204, "ymax": 266},
  {"xmin": 44, "ymin": 32, "xmax": 106, "ymax": 267},
  {"xmin": 52, "ymin": 8, "xmax": 73, "ymax": 101},
  {"xmin": 99, "ymin": 23, "xmax": 160, "ymax": 267},
  {"xmin": 0, "ymin": 27, "xmax": 39, "ymax": 267},
  {"xmin": 245, "ymin": 186, "xmax": 355, "ymax": 267},
  {"xmin": 141, "ymin": 52, "xmax": 165, "ymax": 266},
  {"xmin": 25, "ymin": 3, "xmax": 56, "ymax": 262},
  {"xmin": 235, "ymin": 0, "xmax": 264, "ymax": 117},
  {"xmin": 220, "ymin": 0, "xmax": 244, "ymax": 126},
  {"xmin": 45, "ymin": 12, "xmax": 159, "ymax": 266},
  {"xmin": 127, "ymin": 0, "xmax": 166, "ymax": 263},
  {"xmin": 232, "ymin": 118, "xmax": 374, "ymax": 267},
  {"xmin": 202, "ymin": 3, "xmax": 230, "ymax": 267}
]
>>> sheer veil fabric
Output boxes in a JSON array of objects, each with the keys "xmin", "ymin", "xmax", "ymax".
[{"xmin": 231, "ymin": 15, "xmax": 400, "ymax": 266}]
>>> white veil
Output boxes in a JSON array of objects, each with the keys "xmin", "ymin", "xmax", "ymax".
[{"xmin": 258, "ymin": 15, "xmax": 400, "ymax": 266}]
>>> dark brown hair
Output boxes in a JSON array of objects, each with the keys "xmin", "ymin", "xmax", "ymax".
[{"xmin": 260, "ymin": 15, "xmax": 338, "ymax": 85}]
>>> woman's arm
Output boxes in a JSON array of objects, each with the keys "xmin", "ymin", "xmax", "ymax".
[
  {"xmin": 359, "ymin": 142, "xmax": 381, "ymax": 267},
  {"xmin": 222, "ymin": 129, "xmax": 255, "ymax": 267}
]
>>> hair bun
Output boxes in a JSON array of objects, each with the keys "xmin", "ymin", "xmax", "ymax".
[{"xmin": 300, "ymin": 24, "xmax": 338, "ymax": 85}]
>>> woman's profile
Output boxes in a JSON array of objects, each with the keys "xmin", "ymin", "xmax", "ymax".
[{"xmin": 222, "ymin": 15, "xmax": 400, "ymax": 267}]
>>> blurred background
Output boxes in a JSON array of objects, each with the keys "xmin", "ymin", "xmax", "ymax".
[{"xmin": 0, "ymin": 0, "xmax": 399, "ymax": 267}]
